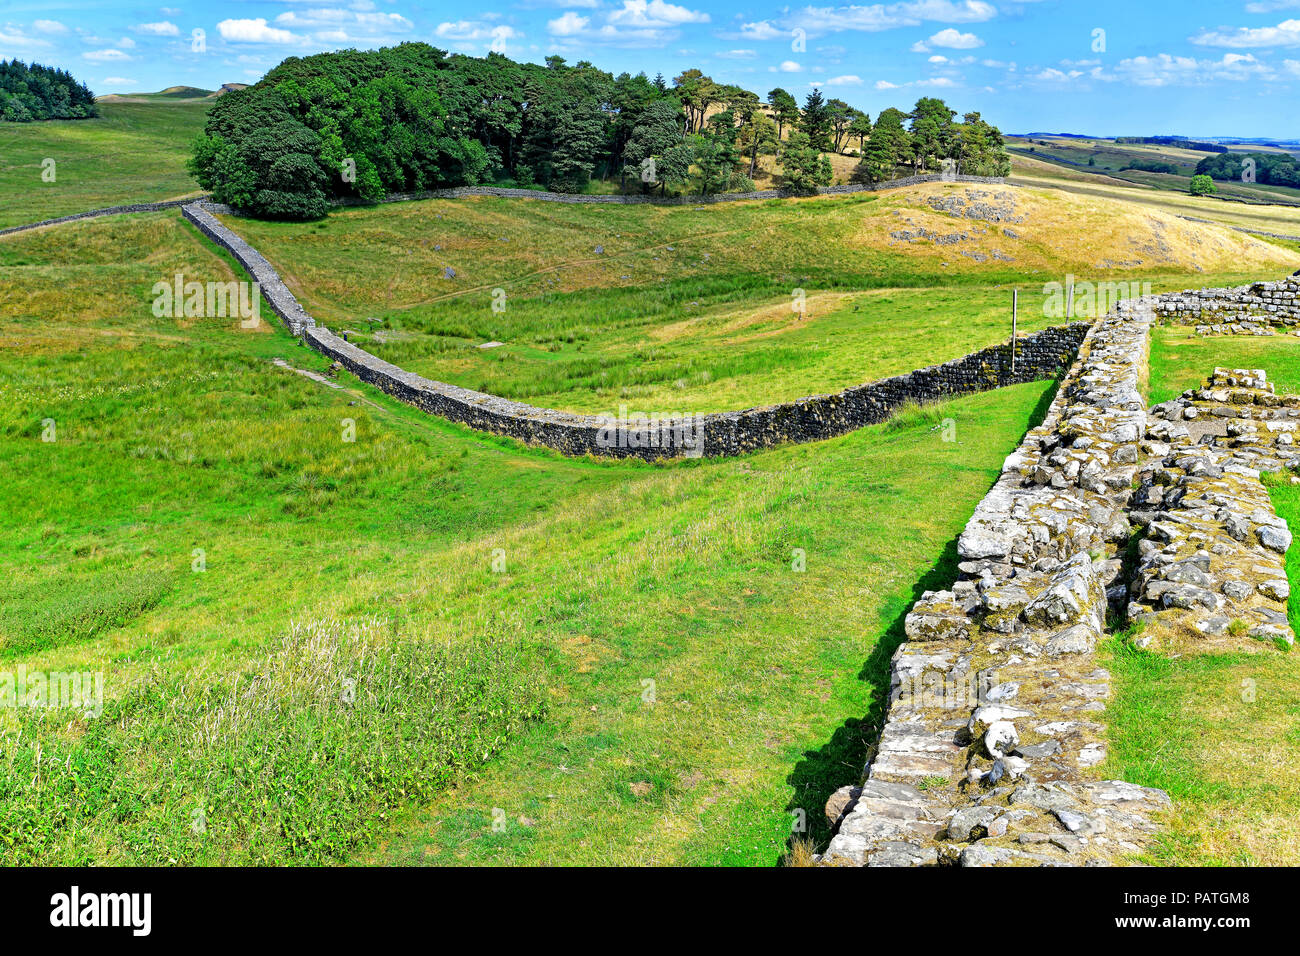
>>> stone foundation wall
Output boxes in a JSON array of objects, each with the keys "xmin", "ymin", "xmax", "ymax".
[
  {"xmin": 1133, "ymin": 369, "xmax": 1298, "ymax": 645},
  {"xmin": 822, "ymin": 285, "xmax": 1299, "ymax": 867},
  {"xmin": 183, "ymin": 199, "xmax": 1086, "ymax": 460},
  {"xmin": 1156, "ymin": 275, "xmax": 1300, "ymax": 332}
]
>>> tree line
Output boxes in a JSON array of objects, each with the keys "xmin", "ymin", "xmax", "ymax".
[
  {"xmin": 1194, "ymin": 151, "xmax": 1300, "ymax": 188},
  {"xmin": 0, "ymin": 59, "xmax": 97, "ymax": 122},
  {"xmin": 188, "ymin": 42, "xmax": 1011, "ymax": 220}
]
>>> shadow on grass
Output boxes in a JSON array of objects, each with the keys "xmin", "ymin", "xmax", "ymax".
[
  {"xmin": 781, "ymin": 531, "xmax": 962, "ymax": 864},
  {"xmin": 777, "ymin": 373, "xmax": 1063, "ymax": 865}
]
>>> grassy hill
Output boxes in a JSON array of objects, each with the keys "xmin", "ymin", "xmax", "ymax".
[
  {"xmin": 1006, "ymin": 134, "xmax": 1300, "ymax": 204},
  {"xmin": 220, "ymin": 181, "xmax": 1299, "ymax": 413},
  {"xmin": 0, "ymin": 99, "xmax": 210, "ymax": 229},
  {"xmin": 4, "ymin": 93, "xmax": 1300, "ymax": 866},
  {"xmin": 0, "ymin": 207, "xmax": 1059, "ymax": 863}
]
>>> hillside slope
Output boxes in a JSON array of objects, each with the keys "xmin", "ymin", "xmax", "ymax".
[{"xmin": 220, "ymin": 181, "xmax": 1300, "ymax": 414}]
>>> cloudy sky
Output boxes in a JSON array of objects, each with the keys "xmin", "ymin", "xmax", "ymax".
[{"xmin": 2, "ymin": 0, "xmax": 1298, "ymax": 136}]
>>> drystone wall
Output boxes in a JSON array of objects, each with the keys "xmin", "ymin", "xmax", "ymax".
[
  {"xmin": 182, "ymin": 199, "xmax": 1086, "ymax": 460},
  {"xmin": 182, "ymin": 203, "xmax": 316, "ymax": 336},
  {"xmin": 0, "ymin": 198, "xmax": 201, "ymax": 237},
  {"xmin": 822, "ymin": 287, "xmax": 1299, "ymax": 867}
]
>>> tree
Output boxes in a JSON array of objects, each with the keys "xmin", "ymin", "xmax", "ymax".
[
  {"xmin": 800, "ymin": 88, "xmax": 833, "ymax": 152},
  {"xmin": 1190, "ymin": 174, "xmax": 1218, "ymax": 196},
  {"xmin": 952, "ymin": 112, "xmax": 1010, "ymax": 177},
  {"xmin": 827, "ymin": 98, "xmax": 855, "ymax": 153},
  {"xmin": 621, "ymin": 98, "xmax": 691, "ymax": 193},
  {"xmin": 738, "ymin": 110, "xmax": 778, "ymax": 178},
  {"xmin": 908, "ymin": 96, "xmax": 956, "ymax": 172},
  {"xmin": 779, "ymin": 130, "xmax": 832, "ymax": 195},
  {"xmin": 848, "ymin": 110, "xmax": 872, "ymax": 154},
  {"xmin": 767, "ymin": 87, "xmax": 800, "ymax": 144},
  {"xmin": 855, "ymin": 108, "xmax": 910, "ymax": 183},
  {"xmin": 0, "ymin": 59, "xmax": 97, "ymax": 122},
  {"xmin": 673, "ymin": 69, "xmax": 718, "ymax": 133}
]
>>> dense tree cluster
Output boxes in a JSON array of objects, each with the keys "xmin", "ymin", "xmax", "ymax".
[
  {"xmin": 849, "ymin": 99, "xmax": 1011, "ymax": 185},
  {"xmin": 1195, "ymin": 151, "xmax": 1300, "ymax": 188},
  {"xmin": 0, "ymin": 60, "xmax": 97, "ymax": 122},
  {"xmin": 188, "ymin": 43, "xmax": 1012, "ymax": 218}
]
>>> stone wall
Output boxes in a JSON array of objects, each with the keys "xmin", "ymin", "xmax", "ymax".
[
  {"xmin": 1156, "ymin": 275, "xmax": 1300, "ymax": 333},
  {"xmin": 182, "ymin": 203, "xmax": 316, "ymax": 336},
  {"xmin": 0, "ymin": 198, "xmax": 200, "ymax": 238},
  {"xmin": 183, "ymin": 199, "xmax": 1086, "ymax": 460},
  {"xmin": 1133, "ymin": 368, "xmax": 1298, "ymax": 645},
  {"xmin": 822, "ymin": 285, "xmax": 1299, "ymax": 867}
]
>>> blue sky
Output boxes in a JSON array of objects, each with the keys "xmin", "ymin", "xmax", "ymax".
[{"xmin": 2, "ymin": 0, "xmax": 1298, "ymax": 136}]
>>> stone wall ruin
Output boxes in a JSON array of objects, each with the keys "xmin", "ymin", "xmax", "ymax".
[{"xmin": 822, "ymin": 287, "xmax": 1299, "ymax": 868}]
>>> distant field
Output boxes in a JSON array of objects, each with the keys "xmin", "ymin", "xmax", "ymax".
[
  {"xmin": 1006, "ymin": 135, "xmax": 1300, "ymax": 206},
  {"xmin": 222, "ymin": 182, "xmax": 1299, "ymax": 413},
  {"xmin": 1010, "ymin": 154, "xmax": 1300, "ymax": 245},
  {"xmin": 0, "ymin": 100, "xmax": 209, "ymax": 229}
]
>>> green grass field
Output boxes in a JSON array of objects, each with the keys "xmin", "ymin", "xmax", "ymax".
[
  {"xmin": 0, "ymin": 100, "xmax": 209, "ymax": 229},
  {"xmin": 0, "ymin": 208, "xmax": 1064, "ymax": 863}
]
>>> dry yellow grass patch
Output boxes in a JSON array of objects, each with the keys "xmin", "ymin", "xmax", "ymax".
[{"xmin": 853, "ymin": 182, "xmax": 1300, "ymax": 275}]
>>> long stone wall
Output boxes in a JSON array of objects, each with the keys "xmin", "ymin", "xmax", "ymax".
[
  {"xmin": 182, "ymin": 199, "xmax": 1086, "ymax": 460},
  {"xmin": 182, "ymin": 202, "xmax": 316, "ymax": 336},
  {"xmin": 0, "ymin": 198, "xmax": 202, "ymax": 237}
]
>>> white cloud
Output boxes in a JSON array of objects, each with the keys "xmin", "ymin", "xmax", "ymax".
[
  {"xmin": 218, "ymin": 18, "xmax": 298, "ymax": 43},
  {"xmin": 0, "ymin": 26, "xmax": 51, "ymax": 49},
  {"xmin": 1115, "ymin": 51, "xmax": 1273, "ymax": 85},
  {"xmin": 102, "ymin": 76, "xmax": 138, "ymax": 85},
  {"xmin": 874, "ymin": 79, "xmax": 900, "ymax": 89},
  {"xmin": 739, "ymin": 20, "xmax": 784, "ymax": 40},
  {"xmin": 274, "ymin": 8, "xmax": 413, "ymax": 42},
  {"xmin": 716, "ymin": 48, "xmax": 757, "ymax": 58},
  {"xmin": 134, "ymin": 21, "xmax": 179, "ymax": 36},
  {"xmin": 791, "ymin": 1, "xmax": 995, "ymax": 35},
  {"xmin": 1246, "ymin": 0, "xmax": 1300, "ymax": 11},
  {"xmin": 607, "ymin": 0, "xmax": 709, "ymax": 27},
  {"xmin": 910, "ymin": 41, "xmax": 929, "ymax": 52},
  {"xmin": 825, "ymin": 73, "xmax": 863, "ymax": 84},
  {"xmin": 436, "ymin": 20, "xmax": 520, "ymax": 40},
  {"xmin": 1030, "ymin": 52, "xmax": 1275, "ymax": 88},
  {"xmin": 1190, "ymin": 18, "xmax": 1300, "ymax": 48},
  {"xmin": 32, "ymin": 19, "xmax": 67, "ymax": 34},
  {"xmin": 928, "ymin": 54, "xmax": 947, "ymax": 62},
  {"xmin": 83, "ymin": 48, "xmax": 132, "ymax": 62},
  {"xmin": 778, "ymin": 59, "xmax": 803, "ymax": 71},
  {"xmin": 547, "ymin": 12, "xmax": 589, "ymax": 36},
  {"xmin": 927, "ymin": 27, "xmax": 982, "ymax": 48},
  {"xmin": 1286, "ymin": 58, "xmax": 1300, "ymax": 73}
]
